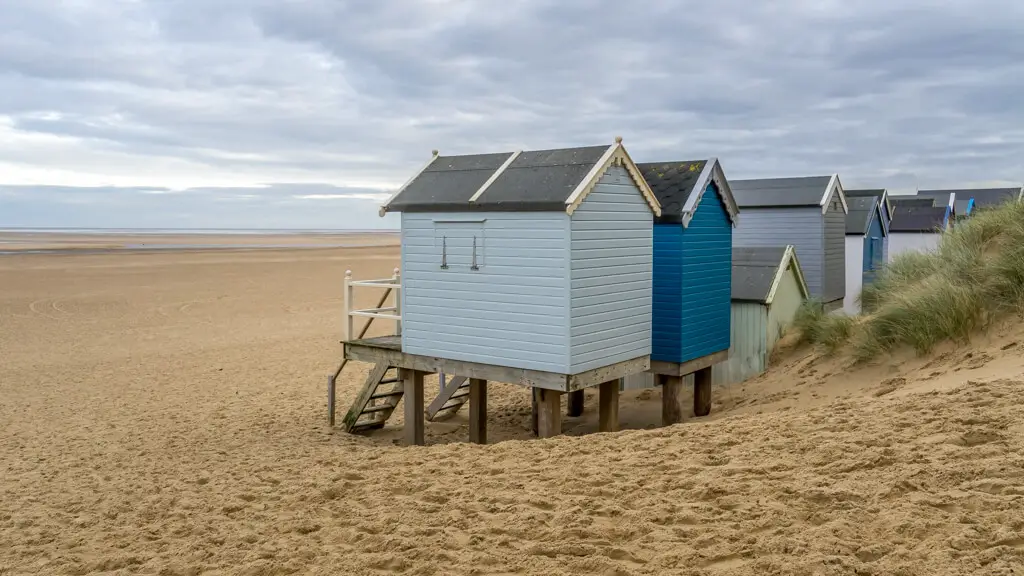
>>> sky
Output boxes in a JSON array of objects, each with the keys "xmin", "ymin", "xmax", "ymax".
[{"xmin": 1, "ymin": 0, "xmax": 1023, "ymax": 230}]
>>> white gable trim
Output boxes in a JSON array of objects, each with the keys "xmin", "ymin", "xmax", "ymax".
[
  {"xmin": 566, "ymin": 141, "xmax": 662, "ymax": 217},
  {"xmin": 876, "ymin": 200, "xmax": 889, "ymax": 237},
  {"xmin": 468, "ymin": 150, "xmax": 521, "ymax": 203},
  {"xmin": 379, "ymin": 151, "xmax": 440, "ymax": 217},
  {"xmin": 819, "ymin": 174, "xmax": 848, "ymax": 215},
  {"xmin": 878, "ymin": 189, "xmax": 893, "ymax": 220},
  {"xmin": 765, "ymin": 245, "xmax": 809, "ymax": 306},
  {"xmin": 680, "ymin": 158, "xmax": 740, "ymax": 228},
  {"xmin": 1017, "ymin": 187, "xmax": 1023, "ymax": 202}
]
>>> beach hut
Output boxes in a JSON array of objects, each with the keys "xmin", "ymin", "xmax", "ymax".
[
  {"xmin": 379, "ymin": 139, "xmax": 660, "ymax": 374},
  {"xmin": 919, "ymin": 187, "xmax": 1023, "ymax": 216},
  {"xmin": 344, "ymin": 139, "xmax": 660, "ymax": 442},
  {"xmin": 846, "ymin": 189, "xmax": 892, "ymax": 243},
  {"xmin": 888, "ymin": 204, "xmax": 950, "ymax": 261},
  {"xmin": 843, "ymin": 196, "xmax": 888, "ymax": 314},
  {"xmin": 623, "ymin": 245, "xmax": 809, "ymax": 390},
  {"xmin": 730, "ymin": 175, "xmax": 848, "ymax": 311},
  {"xmin": 634, "ymin": 159, "xmax": 739, "ymax": 368}
]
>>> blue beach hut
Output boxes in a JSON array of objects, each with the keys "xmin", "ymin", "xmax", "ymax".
[{"xmin": 635, "ymin": 159, "xmax": 739, "ymax": 404}]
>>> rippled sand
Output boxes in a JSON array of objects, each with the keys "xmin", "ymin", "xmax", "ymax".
[{"xmin": 2, "ymin": 238, "xmax": 1022, "ymax": 575}]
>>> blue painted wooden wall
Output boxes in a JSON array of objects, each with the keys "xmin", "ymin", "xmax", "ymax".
[
  {"xmin": 652, "ymin": 183, "xmax": 732, "ymax": 364},
  {"xmin": 861, "ymin": 206, "xmax": 886, "ymax": 285}
]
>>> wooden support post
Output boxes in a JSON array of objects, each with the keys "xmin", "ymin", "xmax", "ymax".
[
  {"xmin": 599, "ymin": 379, "xmax": 620, "ymax": 433},
  {"xmin": 693, "ymin": 366, "xmax": 713, "ymax": 417},
  {"xmin": 567, "ymin": 389, "xmax": 584, "ymax": 417},
  {"xmin": 469, "ymin": 378, "xmax": 487, "ymax": 444},
  {"xmin": 402, "ymin": 369, "xmax": 425, "ymax": 446},
  {"xmin": 661, "ymin": 374, "xmax": 685, "ymax": 426},
  {"xmin": 531, "ymin": 388, "xmax": 539, "ymax": 436},
  {"xmin": 536, "ymin": 389, "xmax": 562, "ymax": 438},
  {"xmin": 327, "ymin": 375, "xmax": 336, "ymax": 427}
]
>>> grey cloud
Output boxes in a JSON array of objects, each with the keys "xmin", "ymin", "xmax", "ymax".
[{"xmin": 1, "ymin": 0, "xmax": 1023, "ymax": 229}]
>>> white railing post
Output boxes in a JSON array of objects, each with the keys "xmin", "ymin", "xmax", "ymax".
[
  {"xmin": 393, "ymin": 267, "xmax": 402, "ymax": 335},
  {"xmin": 344, "ymin": 270, "xmax": 354, "ymax": 341}
]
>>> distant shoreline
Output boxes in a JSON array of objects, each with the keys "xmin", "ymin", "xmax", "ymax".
[
  {"xmin": 0, "ymin": 227, "xmax": 400, "ymax": 235},
  {"xmin": 0, "ymin": 229, "xmax": 400, "ymax": 255}
]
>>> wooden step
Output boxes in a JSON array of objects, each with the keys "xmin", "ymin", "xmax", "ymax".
[
  {"xmin": 370, "ymin": 388, "xmax": 404, "ymax": 400},
  {"xmin": 425, "ymin": 375, "xmax": 470, "ymax": 422},
  {"xmin": 342, "ymin": 363, "xmax": 405, "ymax": 434}
]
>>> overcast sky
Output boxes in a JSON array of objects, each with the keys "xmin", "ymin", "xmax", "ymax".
[{"xmin": 1, "ymin": 0, "xmax": 1022, "ymax": 229}]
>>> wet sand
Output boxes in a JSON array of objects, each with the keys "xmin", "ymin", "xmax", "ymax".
[{"xmin": 1, "ymin": 236, "xmax": 1023, "ymax": 575}]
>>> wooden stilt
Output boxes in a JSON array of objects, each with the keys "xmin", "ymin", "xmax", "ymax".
[
  {"xmin": 599, "ymin": 379, "xmax": 620, "ymax": 433},
  {"xmin": 693, "ymin": 366, "xmax": 713, "ymax": 417},
  {"xmin": 327, "ymin": 375, "xmax": 336, "ymax": 427},
  {"xmin": 536, "ymin": 389, "xmax": 562, "ymax": 438},
  {"xmin": 469, "ymin": 378, "xmax": 487, "ymax": 444},
  {"xmin": 531, "ymin": 388, "xmax": 539, "ymax": 436},
  {"xmin": 567, "ymin": 389, "xmax": 585, "ymax": 417},
  {"xmin": 402, "ymin": 369, "xmax": 425, "ymax": 446},
  {"xmin": 661, "ymin": 374, "xmax": 685, "ymax": 426}
]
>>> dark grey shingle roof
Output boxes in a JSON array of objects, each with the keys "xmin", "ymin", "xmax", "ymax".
[
  {"xmin": 730, "ymin": 176, "xmax": 832, "ymax": 208},
  {"xmin": 386, "ymin": 152, "xmax": 513, "ymax": 211},
  {"xmin": 845, "ymin": 196, "xmax": 878, "ymax": 235},
  {"xmin": 916, "ymin": 190, "xmax": 955, "ymax": 209},
  {"xmin": 920, "ymin": 187, "xmax": 1021, "ymax": 210},
  {"xmin": 385, "ymin": 145, "xmax": 640, "ymax": 212},
  {"xmin": 473, "ymin": 146, "xmax": 608, "ymax": 210},
  {"xmin": 845, "ymin": 189, "xmax": 886, "ymax": 198},
  {"xmin": 732, "ymin": 246, "xmax": 789, "ymax": 303},
  {"xmin": 890, "ymin": 196, "xmax": 936, "ymax": 208},
  {"xmin": 890, "ymin": 205, "xmax": 948, "ymax": 232},
  {"xmin": 636, "ymin": 160, "xmax": 707, "ymax": 219}
]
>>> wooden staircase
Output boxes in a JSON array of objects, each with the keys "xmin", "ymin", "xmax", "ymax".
[
  {"xmin": 342, "ymin": 363, "xmax": 404, "ymax": 433},
  {"xmin": 426, "ymin": 375, "xmax": 469, "ymax": 421}
]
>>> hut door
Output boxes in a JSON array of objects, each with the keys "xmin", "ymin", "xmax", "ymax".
[{"xmin": 868, "ymin": 237, "xmax": 883, "ymax": 271}]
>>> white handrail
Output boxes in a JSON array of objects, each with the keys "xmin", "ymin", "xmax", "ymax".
[{"xmin": 344, "ymin": 268, "xmax": 402, "ymax": 341}]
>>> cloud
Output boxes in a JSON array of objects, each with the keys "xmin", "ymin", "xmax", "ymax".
[{"xmin": 1, "ymin": 0, "xmax": 1023, "ymax": 228}]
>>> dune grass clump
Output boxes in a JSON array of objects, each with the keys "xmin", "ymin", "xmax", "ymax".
[
  {"xmin": 845, "ymin": 199, "xmax": 1024, "ymax": 360},
  {"xmin": 793, "ymin": 300, "xmax": 854, "ymax": 353}
]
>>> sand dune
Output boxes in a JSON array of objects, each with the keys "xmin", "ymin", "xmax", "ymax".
[{"xmin": 1, "ymin": 236, "xmax": 1023, "ymax": 575}]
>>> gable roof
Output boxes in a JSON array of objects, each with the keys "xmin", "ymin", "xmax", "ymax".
[
  {"xmin": 731, "ymin": 245, "xmax": 809, "ymax": 305},
  {"xmin": 846, "ymin": 188, "xmax": 892, "ymax": 220},
  {"xmin": 845, "ymin": 196, "xmax": 887, "ymax": 236},
  {"xmin": 920, "ymin": 187, "xmax": 1023, "ymax": 210},
  {"xmin": 730, "ymin": 174, "xmax": 848, "ymax": 214},
  {"xmin": 636, "ymin": 158, "xmax": 739, "ymax": 227},
  {"xmin": 916, "ymin": 190, "xmax": 957, "ymax": 214},
  {"xmin": 379, "ymin": 139, "xmax": 661, "ymax": 216},
  {"xmin": 890, "ymin": 196, "xmax": 937, "ymax": 208},
  {"xmin": 889, "ymin": 205, "xmax": 949, "ymax": 233}
]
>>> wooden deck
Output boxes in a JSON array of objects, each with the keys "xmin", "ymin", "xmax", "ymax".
[{"xmin": 343, "ymin": 336, "xmax": 649, "ymax": 392}]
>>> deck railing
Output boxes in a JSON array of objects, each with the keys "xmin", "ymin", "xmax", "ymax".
[
  {"xmin": 330, "ymin": 268, "xmax": 402, "ymax": 426},
  {"xmin": 344, "ymin": 268, "xmax": 402, "ymax": 340}
]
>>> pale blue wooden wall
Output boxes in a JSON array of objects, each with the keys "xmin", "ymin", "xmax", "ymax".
[
  {"xmin": 569, "ymin": 166, "xmax": 653, "ymax": 373},
  {"xmin": 401, "ymin": 211, "xmax": 571, "ymax": 373}
]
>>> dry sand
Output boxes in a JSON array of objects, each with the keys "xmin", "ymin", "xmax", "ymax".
[{"xmin": 1, "ymin": 234, "xmax": 1023, "ymax": 575}]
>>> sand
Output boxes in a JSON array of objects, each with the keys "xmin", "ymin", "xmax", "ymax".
[{"xmin": 1, "ymin": 234, "xmax": 1023, "ymax": 575}]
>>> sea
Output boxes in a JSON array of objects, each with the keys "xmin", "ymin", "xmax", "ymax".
[{"xmin": 0, "ymin": 227, "xmax": 400, "ymax": 255}]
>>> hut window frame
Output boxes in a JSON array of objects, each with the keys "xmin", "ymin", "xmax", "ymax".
[{"xmin": 432, "ymin": 218, "xmax": 486, "ymax": 271}]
